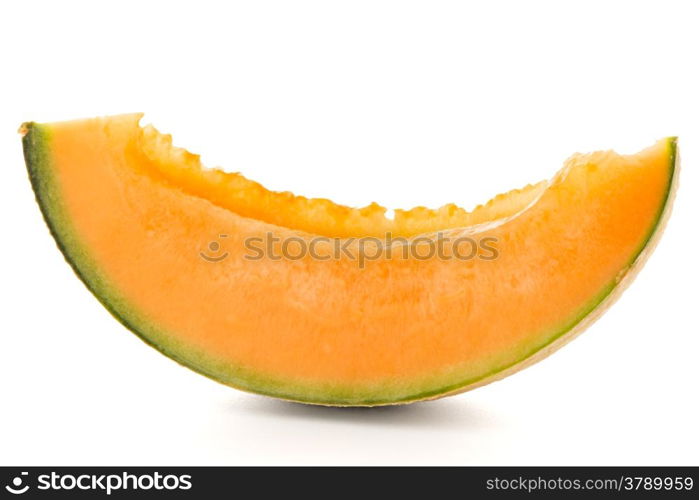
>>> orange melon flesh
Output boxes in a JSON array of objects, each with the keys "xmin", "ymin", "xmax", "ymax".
[{"xmin": 22, "ymin": 115, "xmax": 677, "ymax": 405}]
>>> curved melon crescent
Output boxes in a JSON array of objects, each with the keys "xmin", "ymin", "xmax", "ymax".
[{"xmin": 21, "ymin": 115, "xmax": 678, "ymax": 406}]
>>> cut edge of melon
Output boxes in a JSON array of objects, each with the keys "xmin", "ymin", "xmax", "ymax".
[
  {"xmin": 34, "ymin": 114, "xmax": 551, "ymax": 239},
  {"xmin": 136, "ymin": 113, "xmax": 550, "ymax": 238},
  {"xmin": 21, "ymin": 119, "xmax": 678, "ymax": 406}
]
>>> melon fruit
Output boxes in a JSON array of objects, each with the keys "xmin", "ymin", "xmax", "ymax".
[{"xmin": 21, "ymin": 115, "xmax": 678, "ymax": 406}]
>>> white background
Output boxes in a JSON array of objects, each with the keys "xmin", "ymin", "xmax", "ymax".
[{"xmin": 1, "ymin": 0, "xmax": 697, "ymax": 465}]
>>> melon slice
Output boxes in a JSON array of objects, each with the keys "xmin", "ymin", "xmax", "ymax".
[{"xmin": 21, "ymin": 115, "xmax": 678, "ymax": 406}]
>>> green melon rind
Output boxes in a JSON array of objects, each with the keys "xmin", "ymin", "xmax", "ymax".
[{"xmin": 22, "ymin": 123, "xmax": 677, "ymax": 406}]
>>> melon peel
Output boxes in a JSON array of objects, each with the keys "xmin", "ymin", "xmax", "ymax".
[{"xmin": 21, "ymin": 114, "xmax": 678, "ymax": 406}]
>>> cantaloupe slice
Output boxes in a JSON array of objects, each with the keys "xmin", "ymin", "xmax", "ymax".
[{"xmin": 21, "ymin": 115, "xmax": 678, "ymax": 406}]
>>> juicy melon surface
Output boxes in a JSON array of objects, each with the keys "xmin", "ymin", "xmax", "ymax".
[{"xmin": 22, "ymin": 115, "xmax": 677, "ymax": 405}]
